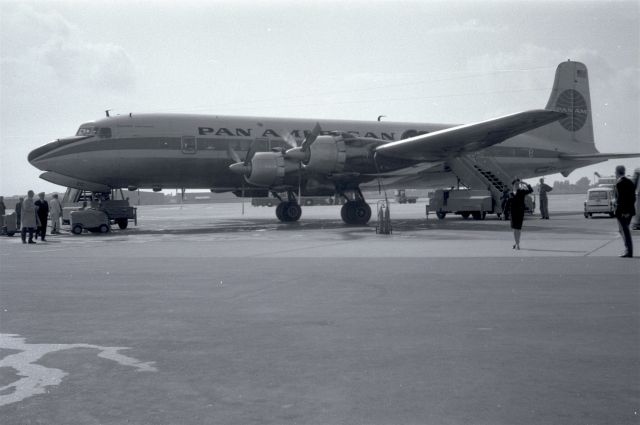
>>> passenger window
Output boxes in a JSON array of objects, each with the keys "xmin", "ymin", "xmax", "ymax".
[{"xmin": 181, "ymin": 136, "xmax": 197, "ymax": 154}]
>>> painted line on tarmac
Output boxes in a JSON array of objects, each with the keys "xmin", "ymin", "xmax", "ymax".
[{"xmin": 584, "ymin": 237, "xmax": 618, "ymax": 256}]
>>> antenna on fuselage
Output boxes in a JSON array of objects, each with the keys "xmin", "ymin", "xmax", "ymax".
[
  {"xmin": 105, "ymin": 109, "xmax": 112, "ymax": 117},
  {"xmin": 377, "ymin": 115, "xmax": 386, "ymax": 122}
]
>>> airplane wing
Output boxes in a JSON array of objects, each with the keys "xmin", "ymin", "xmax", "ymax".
[
  {"xmin": 375, "ymin": 110, "xmax": 566, "ymax": 161},
  {"xmin": 559, "ymin": 152, "xmax": 640, "ymax": 160}
]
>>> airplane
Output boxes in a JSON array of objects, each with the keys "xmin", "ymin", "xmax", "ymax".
[{"xmin": 28, "ymin": 61, "xmax": 639, "ymax": 225}]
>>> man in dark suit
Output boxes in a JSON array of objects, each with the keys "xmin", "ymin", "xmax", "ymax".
[
  {"xmin": 34, "ymin": 192, "xmax": 49, "ymax": 242},
  {"xmin": 614, "ymin": 165, "xmax": 636, "ymax": 258}
]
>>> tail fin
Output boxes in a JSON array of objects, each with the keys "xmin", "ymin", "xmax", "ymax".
[{"xmin": 531, "ymin": 61, "xmax": 597, "ymax": 154}]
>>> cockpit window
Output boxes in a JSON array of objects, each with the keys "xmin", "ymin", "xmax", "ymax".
[
  {"xmin": 98, "ymin": 127, "xmax": 112, "ymax": 138},
  {"xmin": 76, "ymin": 126, "xmax": 97, "ymax": 136}
]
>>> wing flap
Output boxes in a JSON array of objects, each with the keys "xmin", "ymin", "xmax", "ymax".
[{"xmin": 375, "ymin": 110, "xmax": 566, "ymax": 161}]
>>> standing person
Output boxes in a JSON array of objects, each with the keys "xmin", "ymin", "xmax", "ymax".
[
  {"xmin": 49, "ymin": 193, "xmax": 63, "ymax": 234},
  {"xmin": 15, "ymin": 198, "xmax": 23, "ymax": 228},
  {"xmin": 509, "ymin": 178, "xmax": 533, "ymax": 250},
  {"xmin": 538, "ymin": 177, "xmax": 553, "ymax": 219},
  {"xmin": 21, "ymin": 191, "xmax": 38, "ymax": 244},
  {"xmin": 613, "ymin": 165, "xmax": 636, "ymax": 258},
  {"xmin": 34, "ymin": 192, "xmax": 49, "ymax": 241},
  {"xmin": 632, "ymin": 168, "xmax": 640, "ymax": 231}
]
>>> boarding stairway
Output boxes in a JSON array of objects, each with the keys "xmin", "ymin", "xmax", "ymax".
[{"xmin": 448, "ymin": 156, "xmax": 514, "ymax": 214}]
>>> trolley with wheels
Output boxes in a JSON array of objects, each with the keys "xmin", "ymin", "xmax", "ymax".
[
  {"xmin": 1, "ymin": 212, "xmax": 17, "ymax": 236},
  {"xmin": 70, "ymin": 209, "xmax": 111, "ymax": 235}
]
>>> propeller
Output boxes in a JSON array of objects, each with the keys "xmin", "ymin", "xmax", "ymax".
[
  {"xmin": 228, "ymin": 142, "xmax": 256, "ymax": 177},
  {"xmin": 284, "ymin": 123, "xmax": 322, "ymax": 163},
  {"xmin": 283, "ymin": 124, "xmax": 322, "ymax": 203},
  {"xmin": 227, "ymin": 145, "xmax": 249, "ymax": 214}
]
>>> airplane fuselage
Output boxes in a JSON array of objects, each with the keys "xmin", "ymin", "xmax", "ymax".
[{"xmin": 29, "ymin": 113, "xmax": 594, "ymax": 194}]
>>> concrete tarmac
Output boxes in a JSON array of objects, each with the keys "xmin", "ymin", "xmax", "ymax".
[{"xmin": 1, "ymin": 196, "xmax": 638, "ymax": 425}]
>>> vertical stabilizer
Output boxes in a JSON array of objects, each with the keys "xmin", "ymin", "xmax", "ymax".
[{"xmin": 532, "ymin": 61, "xmax": 596, "ymax": 153}]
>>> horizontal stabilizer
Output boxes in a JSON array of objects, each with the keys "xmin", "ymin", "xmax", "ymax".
[
  {"xmin": 40, "ymin": 171, "xmax": 112, "ymax": 193},
  {"xmin": 376, "ymin": 110, "xmax": 566, "ymax": 161}
]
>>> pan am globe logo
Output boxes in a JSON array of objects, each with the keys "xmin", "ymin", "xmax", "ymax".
[{"xmin": 555, "ymin": 89, "xmax": 588, "ymax": 132}]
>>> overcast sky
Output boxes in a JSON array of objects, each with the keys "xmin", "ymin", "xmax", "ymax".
[{"xmin": 1, "ymin": 0, "xmax": 638, "ymax": 196}]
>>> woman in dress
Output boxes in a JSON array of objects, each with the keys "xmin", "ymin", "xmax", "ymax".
[{"xmin": 509, "ymin": 178, "xmax": 533, "ymax": 250}]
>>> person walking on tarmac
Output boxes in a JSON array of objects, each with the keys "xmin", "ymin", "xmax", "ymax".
[
  {"xmin": 34, "ymin": 192, "xmax": 49, "ymax": 241},
  {"xmin": 538, "ymin": 177, "xmax": 553, "ymax": 219},
  {"xmin": 49, "ymin": 193, "xmax": 63, "ymax": 234},
  {"xmin": 21, "ymin": 191, "xmax": 38, "ymax": 244},
  {"xmin": 614, "ymin": 165, "xmax": 636, "ymax": 258},
  {"xmin": 509, "ymin": 178, "xmax": 533, "ymax": 250}
]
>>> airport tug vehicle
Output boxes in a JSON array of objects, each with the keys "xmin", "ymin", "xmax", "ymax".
[
  {"xmin": 70, "ymin": 208, "xmax": 111, "ymax": 234},
  {"xmin": 62, "ymin": 188, "xmax": 136, "ymax": 229}
]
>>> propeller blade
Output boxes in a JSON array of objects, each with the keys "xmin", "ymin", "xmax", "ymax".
[
  {"xmin": 244, "ymin": 140, "xmax": 258, "ymax": 166},
  {"xmin": 227, "ymin": 145, "xmax": 242, "ymax": 163},
  {"xmin": 301, "ymin": 123, "xmax": 322, "ymax": 151},
  {"xmin": 283, "ymin": 131, "xmax": 298, "ymax": 149}
]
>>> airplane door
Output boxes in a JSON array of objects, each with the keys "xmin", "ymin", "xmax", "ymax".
[{"xmin": 181, "ymin": 136, "xmax": 197, "ymax": 154}]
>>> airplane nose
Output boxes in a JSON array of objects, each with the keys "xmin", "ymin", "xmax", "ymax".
[
  {"xmin": 28, "ymin": 135, "xmax": 91, "ymax": 168},
  {"xmin": 28, "ymin": 141, "xmax": 58, "ymax": 165}
]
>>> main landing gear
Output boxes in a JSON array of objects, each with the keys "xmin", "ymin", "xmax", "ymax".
[
  {"xmin": 271, "ymin": 187, "xmax": 371, "ymax": 226},
  {"xmin": 274, "ymin": 191, "xmax": 302, "ymax": 223},
  {"xmin": 339, "ymin": 188, "xmax": 371, "ymax": 226}
]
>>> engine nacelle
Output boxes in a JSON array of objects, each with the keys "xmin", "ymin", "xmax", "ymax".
[
  {"xmin": 305, "ymin": 136, "xmax": 347, "ymax": 174},
  {"xmin": 246, "ymin": 151, "xmax": 298, "ymax": 187}
]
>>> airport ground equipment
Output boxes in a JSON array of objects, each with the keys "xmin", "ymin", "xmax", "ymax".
[
  {"xmin": 376, "ymin": 200, "xmax": 392, "ymax": 234},
  {"xmin": 1, "ymin": 212, "xmax": 17, "ymax": 236},
  {"xmin": 447, "ymin": 156, "xmax": 514, "ymax": 217},
  {"xmin": 426, "ymin": 189, "xmax": 494, "ymax": 220},
  {"xmin": 70, "ymin": 209, "xmax": 111, "ymax": 234},
  {"xmin": 62, "ymin": 188, "xmax": 136, "ymax": 229},
  {"xmin": 584, "ymin": 187, "xmax": 615, "ymax": 218},
  {"xmin": 394, "ymin": 189, "xmax": 417, "ymax": 204}
]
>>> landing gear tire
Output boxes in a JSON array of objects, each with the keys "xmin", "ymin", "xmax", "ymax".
[
  {"xmin": 340, "ymin": 201, "xmax": 371, "ymax": 225},
  {"xmin": 276, "ymin": 201, "xmax": 302, "ymax": 222},
  {"xmin": 116, "ymin": 218, "xmax": 128, "ymax": 229},
  {"xmin": 436, "ymin": 211, "xmax": 447, "ymax": 220},
  {"xmin": 461, "ymin": 212, "xmax": 470, "ymax": 219}
]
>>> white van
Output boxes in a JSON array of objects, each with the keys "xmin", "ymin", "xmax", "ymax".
[{"xmin": 584, "ymin": 187, "xmax": 615, "ymax": 218}]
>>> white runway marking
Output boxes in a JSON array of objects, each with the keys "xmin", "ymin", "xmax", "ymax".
[{"xmin": 0, "ymin": 333, "xmax": 157, "ymax": 406}]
